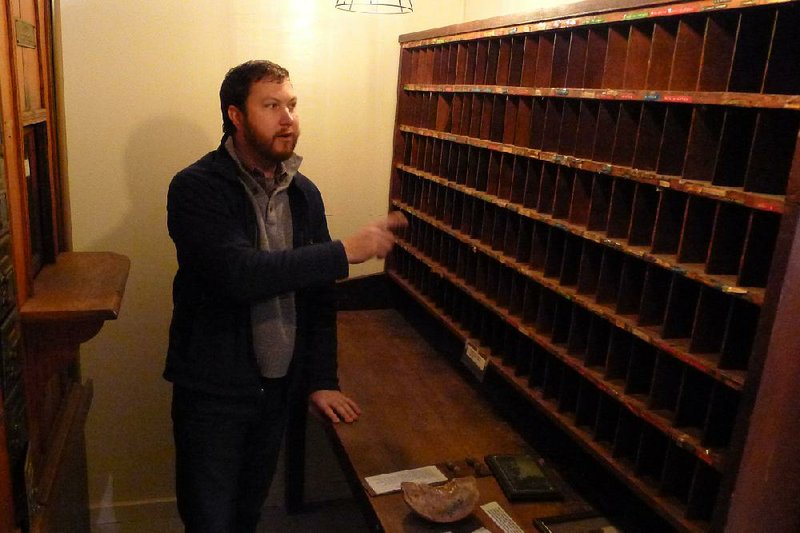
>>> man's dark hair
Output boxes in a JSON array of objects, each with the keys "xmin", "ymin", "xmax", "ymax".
[{"xmin": 220, "ymin": 60, "xmax": 290, "ymax": 136}]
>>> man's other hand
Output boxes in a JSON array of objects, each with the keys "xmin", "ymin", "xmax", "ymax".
[{"xmin": 310, "ymin": 390, "xmax": 362, "ymax": 423}]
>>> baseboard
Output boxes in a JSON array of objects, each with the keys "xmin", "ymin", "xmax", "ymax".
[{"xmin": 90, "ymin": 497, "xmax": 178, "ymax": 526}]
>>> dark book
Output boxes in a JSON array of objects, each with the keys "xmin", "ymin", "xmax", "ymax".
[{"xmin": 485, "ymin": 453, "xmax": 563, "ymax": 501}]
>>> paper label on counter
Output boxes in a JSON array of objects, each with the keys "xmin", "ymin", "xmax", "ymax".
[{"xmin": 364, "ymin": 465, "xmax": 447, "ymax": 495}]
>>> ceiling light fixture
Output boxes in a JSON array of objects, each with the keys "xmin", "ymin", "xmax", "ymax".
[{"xmin": 335, "ymin": 0, "xmax": 413, "ymax": 14}]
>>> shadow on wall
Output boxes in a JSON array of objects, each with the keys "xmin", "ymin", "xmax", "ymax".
[{"xmin": 84, "ymin": 115, "xmax": 214, "ymax": 516}]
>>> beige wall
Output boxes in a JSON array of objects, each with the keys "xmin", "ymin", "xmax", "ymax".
[
  {"xmin": 56, "ymin": 0, "xmax": 576, "ymax": 517},
  {"xmin": 57, "ymin": 0, "xmax": 465, "ymax": 513}
]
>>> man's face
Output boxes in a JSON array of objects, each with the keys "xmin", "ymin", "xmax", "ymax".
[{"xmin": 233, "ymin": 78, "xmax": 300, "ymax": 163}]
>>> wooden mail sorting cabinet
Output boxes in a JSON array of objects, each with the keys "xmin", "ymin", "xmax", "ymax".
[{"xmin": 385, "ymin": 0, "xmax": 800, "ymax": 531}]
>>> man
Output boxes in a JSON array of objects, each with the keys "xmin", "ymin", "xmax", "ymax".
[{"xmin": 165, "ymin": 59, "xmax": 406, "ymax": 532}]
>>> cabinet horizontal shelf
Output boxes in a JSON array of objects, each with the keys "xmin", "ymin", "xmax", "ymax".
[
  {"xmin": 404, "ymin": 84, "xmax": 800, "ymax": 110},
  {"xmin": 387, "ymin": 268, "xmax": 718, "ymax": 532},
  {"xmin": 402, "ymin": 0, "xmax": 797, "ymax": 48},
  {"xmin": 392, "ymin": 208, "xmax": 750, "ymax": 390},
  {"xmin": 398, "ymin": 126, "xmax": 787, "ymax": 212},
  {"xmin": 395, "ymin": 165, "xmax": 771, "ymax": 304},
  {"xmin": 403, "ymin": 0, "xmax": 800, "ymax": 97}
]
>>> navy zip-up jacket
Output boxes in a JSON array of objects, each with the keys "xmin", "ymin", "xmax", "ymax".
[{"xmin": 165, "ymin": 139, "xmax": 349, "ymax": 397}]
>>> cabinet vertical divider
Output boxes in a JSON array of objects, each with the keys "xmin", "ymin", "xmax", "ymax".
[
  {"xmin": 611, "ymin": 102, "xmax": 641, "ymax": 167},
  {"xmin": 565, "ymin": 28, "xmax": 589, "ymax": 88},
  {"xmin": 628, "ymin": 183, "xmax": 658, "ymax": 246},
  {"xmin": 502, "ymin": 96, "xmax": 518, "ymax": 145},
  {"xmin": 737, "ymin": 209, "xmax": 780, "ymax": 287},
  {"xmin": 528, "ymin": 97, "xmax": 546, "ymax": 149},
  {"xmin": 538, "ymin": 163, "xmax": 558, "ymax": 214},
  {"xmin": 586, "ymin": 172, "xmax": 612, "ymax": 231},
  {"xmin": 523, "ymin": 159, "xmax": 542, "ymax": 209},
  {"xmin": 595, "ymin": 394, "xmax": 620, "ymax": 447},
  {"xmin": 616, "ymin": 257, "xmax": 646, "ymax": 316},
  {"xmin": 688, "ymin": 287, "xmax": 730, "ymax": 357},
  {"xmin": 677, "ymin": 196, "xmax": 715, "ymax": 263},
  {"xmin": 655, "ymin": 104, "xmax": 692, "ymax": 176},
  {"xmin": 592, "ymin": 101, "xmax": 618, "ymax": 163},
  {"xmin": 661, "ymin": 274, "xmax": 700, "ymax": 340},
  {"xmin": 675, "ymin": 367, "xmax": 713, "ymax": 437},
  {"xmin": 669, "ymin": 15, "xmax": 705, "ymax": 91},
  {"xmin": 584, "ymin": 315, "xmax": 610, "ymax": 369},
  {"xmin": 469, "ymin": 93, "xmax": 483, "ymax": 138},
  {"xmin": 686, "ymin": 463, "xmax": 720, "ymax": 521},
  {"xmin": 703, "ymin": 383, "xmax": 739, "ymax": 448},
  {"xmin": 520, "ymin": 35, "xmax": 539, "ymax": 87},
  {"xmin": 743, "ymin": 109, "xmax": 799, "ymax": 194},
  {"xmin": 595, "ymin": 247, "xmax": 623, "ymax": 306},
  {"xmin": 574, "ymin": 100, "xmax": 598, "ymax": 159},
  {"xmin": 576, "ymin": 239, "xmax": 601, "ymax": 296},
  {"xmin": 604, "ymin": 328, "xmax": 631, "ymax": 383},
  {"xmin": 697, "ymin": 12, "xmax": 738, "ymax": 92},
  {"xmin": 584, "ymin": 27, "xmax": 608, "ymax": 88},
  {"xmin": 612, "ymin": 405, "xmax": 640, "ymax": 463},
  {"xmin": 485, "ymin": 39, "xmax": 500, "ymax": 85},
  {"xmin": 605, "ymin": 178, "xmax": 635, "ymax": 239},
  {"xmin": 637, "ymin": 264, "xmax": 671, "ymax": 327},
  {"xmin": 513, "ymin": 96, "xmax": 533, "ymax": 147},
  {"xmin": 626, "ymin": 340, "xmax": 657, "ymax": 398},
  {"xmin": 534, "ymin": 32, "xmax": 556, "ymax": 88},
  {"xmin": 728, "ymin": 9, "xmax": 774, "ymax": 93},
  {"xmin": 602, "ymin": 25, "xmax": 628, "ymax": 88},
  {"xmin": 557, "ymin": 99, "xmax": 580, "ymax": 155},
  {"xmin": 498, "ymin": 154, "xmax": 514, "ymax": 200},
  {"xmin": 543, "ymin": 227, "xmax": 566, "ymax": 279},
  {"xmin": 623, "ymin": 21, "xmax": 653, "ymax": 90},
  {"xmin": 660, "ymin": 443, "xmax": 694, "ymax": 504},
  {"xmin": 558, "ymin": 366, "xmax": 580, "ymax": 414},
  {"xmin": 568, "ymin": 170, "xmax": 592, "ymax": 227},
  {"xmin": 763, "ymin": 5, "xmax": 800, "ymax": 94},
  {"xmin": 479, "ymin": 95, "xmax": 494, "ymax": 140},
  {"xmin": 551, "ymin": 31, "xmax": 571, "ymax": 87},
  {"xmin": 552, "ymin": 166, "xmax": 574, "ymax": 220},
  {"xmin": 646, "ymin": 19, "xmax": 678, "ymax": 90},
  {"xmin": 632, "ymin": 103, "xmax": 665, "ymax": 171},
  {"xmin": 718, "ymin": 298, "xmax": 759, "ymax": 372},
  {"xmin": 713, "ymin": 108, "xmax": 755, "ymax": 188},
  {"xmin": 567, "ymin": 305, "xmax": 591, "ymax": 357},
  {"xmin": 485, "ymin": 151, "xmax": 501, "ymax": 196},
  {"xmin": 515, "ymin": 216, "xmax": 533, "ymax": 263},
  {"xmin": 706, "ymin": 203, "xmax": 748, "ymax": 275},
  {"xmin": 503, "ymin": 211, "xmax": 520, "ymax": 258},
  {"xmin": 552, "ymin": 294, "xmax": 573, "ymax": 345},
  {"xmin": 683, "ymin": 106, "xmax": 723, "ymax": 183}
]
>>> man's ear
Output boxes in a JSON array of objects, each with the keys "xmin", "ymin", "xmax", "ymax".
[{"xmin": 227, "ymin": 105, "xmax": 244, "ymax": 130}]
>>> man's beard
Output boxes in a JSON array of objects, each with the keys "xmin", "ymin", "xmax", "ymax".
[{"xmin": 242, "ymin": 118, "xmax": 298, "ymax": 163}]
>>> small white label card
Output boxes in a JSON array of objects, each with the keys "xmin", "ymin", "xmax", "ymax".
[
  {"xmin": 364, "ymin": 465, "xmax": 448, "ymax": 496},
  {"xmin": 461, "ymin": 340, "xmax": 488, "ymax": 381}
]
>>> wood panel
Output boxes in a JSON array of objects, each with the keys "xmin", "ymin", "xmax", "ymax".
[{"xmin": 388, "ymin": 1, "xmax": 800, "ymax": 530}]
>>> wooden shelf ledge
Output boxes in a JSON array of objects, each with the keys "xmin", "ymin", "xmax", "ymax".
[
  {"xmin": 20, "ymin": 251, "xmax": 130, "ymax": 323},
  {"xmin": 19, "ymin": 251, "xmax": 130, "ymax": 346}
]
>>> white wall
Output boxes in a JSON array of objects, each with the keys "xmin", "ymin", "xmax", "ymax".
[
  {"xmin": 57, "ymin": 0, "xmax": 579, "ymax": 516},
  {"xmin": 56, "ymin": 0, "xmax": 465, "ymax": 512}
]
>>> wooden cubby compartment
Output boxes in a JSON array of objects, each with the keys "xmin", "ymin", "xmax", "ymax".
[{"xmin": 389, "ymin": 1, "xmax": 800, "ymax": 531}]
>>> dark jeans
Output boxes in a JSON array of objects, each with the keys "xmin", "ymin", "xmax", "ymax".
[{"xmin": 172, "ymin": 379, "xmax": 288, "ymax": 533}]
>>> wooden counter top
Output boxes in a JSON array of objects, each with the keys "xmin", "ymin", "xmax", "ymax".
[{"xmin": 321, "ymin": 308, "xmax": 589, "ymax": 532}]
